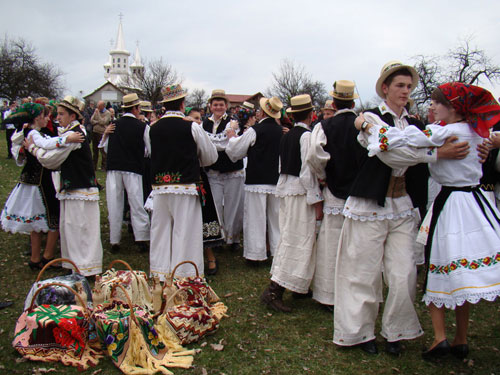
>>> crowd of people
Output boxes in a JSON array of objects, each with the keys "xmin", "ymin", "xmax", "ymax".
[{"xmin": 2, "ymin": 59, "xmax": 500, "ymax": 361}]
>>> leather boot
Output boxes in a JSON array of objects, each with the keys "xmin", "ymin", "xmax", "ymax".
[{"xmin": 260, "ymin": 281, "xmax": 292, "ymax": 313}]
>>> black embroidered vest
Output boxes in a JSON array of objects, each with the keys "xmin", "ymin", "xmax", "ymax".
[
  {"xmin": 150, "ymin": 116, "xmax": 200, "ymax": 185},
  {"xmin": 60, "ymin": 124, "xmax": 97, "ymax": 191},
  {"xmin": 106, "ymin": 115, "xmax": 146, "ymax": 175},
  {"xmin": 203, "ymin": 116, "xmax": 244, "ymax": 172},
  {"xmin": 20, "ymin": 128, "xmax": 43, "ymax": 185},
  {"xmin": 280, "ymin": 125, "xmax": 309, "ymax": 177},
  {"xmin": 321, "ymin": 111, "xmax": 366, "ymax": 200},
  {"xmin": 348, "ymin": 107, "xmax": 429, "ymax": 216},
  {"xmin": 245, "ymin": 118, "xmax": 283, "ymax": 185}
]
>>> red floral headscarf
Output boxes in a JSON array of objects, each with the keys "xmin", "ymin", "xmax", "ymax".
[{"xmin": 439, "ymin": 82, "xmax": 500, "ymax": 137}]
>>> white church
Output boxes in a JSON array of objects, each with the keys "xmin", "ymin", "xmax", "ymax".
[{"xmin": 84, "ymin": 18, "xmax": 143, "ymax": 107}]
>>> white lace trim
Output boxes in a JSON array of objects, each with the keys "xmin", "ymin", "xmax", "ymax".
[
  {"xmin": 275, "ymin": 190, "xmax": 305, "ymax": 198},
  {"xmin": 57, "ymin": 188, "xmax": 99, "ymax": 201},
  {"xmin": 323, "ymin": 206, "xmax": 344, "ymax": 215},
  {"xmin": 206, "ymin": 169, "xmax": 245, "ymax": 180},
  {"xmin": 152, "ymin": 184, "xmax": 198, "ymax": 196},
  {"xmin": 244, "ymin": 185, "xmax": 276, "ymax": 194},
  {"xmin": 343, "ymin": 208, "xmax": 415, "ymax": 221},
  {"xmin": 423, "ymin": 291, "xmax": 500, "ymax": 310}
]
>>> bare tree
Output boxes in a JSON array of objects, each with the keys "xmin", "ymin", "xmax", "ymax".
[
  {"xmin": 411, "ymin": 37, "xmax": 500, "ymax": 115},
  {"xmin": 125, "ymin": 57, "xmax": 180, "ymax": 106},
  {"xmin": 0, "ymin": 36, "xmax": 64, "ymax": 100},
  {"xmin": 267, "ymin": 58, "xmax": 327, "ymax": 107},
  {"xmin": 186, "ymin": 88, "xmax": 208, "ymax": 109}
]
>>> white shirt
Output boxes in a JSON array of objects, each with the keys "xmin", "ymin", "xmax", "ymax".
[
  {"xmin": 275, "ymin": 122, "xmax": 322, "ymax": 205},
  {"xmin": 3, "ymin": 109, "xmax": 15, "ymax": 130}
]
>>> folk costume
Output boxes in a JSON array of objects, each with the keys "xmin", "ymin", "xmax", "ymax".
[
  {"xmin": 148, "ymin": 85, "xmax": 218, "ymax": 281},
  {"xmin": 334, "ymin": 62, "xmax": 429, "ymax": 347},
  {"xmin": 226, "ymin": 97, "xmax": 284, "ymax": 261},
  {"xmin": 269, "ymin": 95, "xmax": 323, "ymax": 296},
  {"xmin": 99, "ymin": 94, "xmax": 151, "ymax": 247},
  {"xmin": 27, "ymin": 97, "xmax": 103, "ymax": 276},
  {"xmin": 362, "ymin": 82, "xmax": 500, "ymax": 309},
  {"xmin": 306, "ymin": 82, "xmax": 362, "ymax": 305},
  {"xmin": 1, "ymin": 103, "xmax": 66, "ymax": 234}
]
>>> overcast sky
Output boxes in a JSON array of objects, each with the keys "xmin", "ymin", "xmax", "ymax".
[{"xmin": 3, "ymin": 0, "xmax": 500, "ymax": 104}]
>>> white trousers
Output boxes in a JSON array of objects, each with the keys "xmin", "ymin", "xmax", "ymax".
[
  {"xmin": 243, "ymin": 191, "xmax": 280, "ymax": 261},
  {"xmin": 333, "ymin": 216, "xmax": 423, "ymax": 345},
  {"xmin": 207, "ymin": 173, "xmax": 244, "ymax": 244},
  {"xmin": 271, "ymin": 195, "xmax": 317, "ymax": 293},
  {"xmin": 106, "ymin": 171, "xmax": 150, "ymax": 244},
  {"xmin": 60, "ymin": 199, "xmax": 103, "ymax": 276},
  {"xmin": 311, "ymin": 213, "xmax": 344, "ymax": 305},
  {"xmin": 150, "ymin": 193, "xmax": 204, "ymax": 281}
]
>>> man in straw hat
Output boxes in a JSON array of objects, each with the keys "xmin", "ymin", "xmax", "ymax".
[
  {"xmin": 99, "ymin": 93, "xmax": 151, "ymax": 253},
  {"xmin": 202, "ymin": 89, "xmax": 245, "ymax": 252},
  {"xmin": 333, "ymin": 61, "xmax": 470, "ymax": 355},
  {"xmin": 147, "ymin": 84, "xmax": 217, "ymax": 280},
  {"xmin": 25, "ymin": 96, "xmax": 103, "ymax": 276},
  {"xmin": 260, "ymin": 94, "xmax": 323, "ymax": 312},
  {"xmin": 306, "ymin": 80, "xmax": 362, "ymax": 311},
  {"xmin": 226, "ymin": 96, "xmax": 284, "ymax": 264}
]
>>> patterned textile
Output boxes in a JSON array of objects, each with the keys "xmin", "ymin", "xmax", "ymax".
[
  {"xmin": 439, "ymin": 82, "xmax": 500, "ymax": 137},
  {"xmin": 92, "ymin": 299, "xmax": 194, "ymax": 374},
  {"xmin": 171, "ymin": 261, "xmax": 220, "ymax": 305},
  {"xmin": 7, "ymin": 103, "xmax": 44, "ymax": 125}
]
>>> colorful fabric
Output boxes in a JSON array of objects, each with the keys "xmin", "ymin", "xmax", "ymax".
[
  {"xmin": 439, "ymin": 82, "xmax": 500, "ymax": 138},
  {"xmin": 7, "ymin": 103, "xmax": 44, "ymax": 124},
  {"xmin": 174, "ymin": 276, "xmax": 219, "ymax": 305},
  {"xmin": 13, "ymin": 304, "xmax": 101, "ymax": 369}
]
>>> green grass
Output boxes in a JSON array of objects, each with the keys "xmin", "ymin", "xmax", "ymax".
[{"xmin": 0, "ymin": 129, "xmax": 499, "ymax": 374}]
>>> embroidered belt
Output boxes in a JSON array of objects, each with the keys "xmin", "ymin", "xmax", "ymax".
[{"xmin": 386, "ymin": 176, "xmax": 407, "ymax": 198}]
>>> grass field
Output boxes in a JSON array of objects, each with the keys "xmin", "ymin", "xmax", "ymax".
[{"xmin": 0, "ymin": 129, "xmax": 499, "ymax": 375}]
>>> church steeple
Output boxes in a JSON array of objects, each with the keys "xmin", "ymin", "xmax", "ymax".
[
  {"xmin": 130, "ymin": 41, "xmax": 144, "ymax": 77},
  {"xmin": 105, "ymin": 14, "xmax": 131, "ymax": 86}
]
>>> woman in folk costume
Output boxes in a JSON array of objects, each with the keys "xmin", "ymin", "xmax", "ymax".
[
  {"xmin": 1, "ymin": 103, "xmax": 83, "ymax": 269},
  {"xmin": 356, "ymin": 82, "xmax": 500, "ymax": 360}
]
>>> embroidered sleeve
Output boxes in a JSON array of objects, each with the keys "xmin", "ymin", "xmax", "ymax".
[
  {"xmin": 30, "ymin": 130, "xmax": 68, "ymax": 150},
  {"xmin": 305, "ymin": 123, "xmax": 329, "ymax": 181},
  {"xmin": 299, "ymin": 132, "xmax": 323, "ymax": 204}
]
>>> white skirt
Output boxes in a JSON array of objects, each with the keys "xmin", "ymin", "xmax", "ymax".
[
  {"xmin": 423, "ymin": 190, "xmax": 500, "ymax": 309},
  {"xmin": 1, "ymin": 183, "xmax": 50, "ymax": 234}
]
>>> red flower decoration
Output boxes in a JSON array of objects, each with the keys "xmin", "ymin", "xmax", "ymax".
[{"xmin": 483, "ymin": 257, "xmax": 491, "ymax": 266}]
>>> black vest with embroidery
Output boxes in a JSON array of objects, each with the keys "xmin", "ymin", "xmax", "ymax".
[
  {"xmin": 246, "ymin": 118, "xmax": 283, "ymax": 185},
  {"xmin": 203, "ymin": 116, "xmax": 244, "ymax": 172},
  {"xmin": 150, "ymin": 116, "xmax": 200, "ymax": 185},
  {"xmin": 60, "ymin": 124, "xmax": 97, "ymax": 191},
  {"xmin": 106, "ymin": 115, "xmax": 146, "ymax": 175},
  {"xmin": 348, "ymin": 107, "xmax": 429, "ymax": 216},
  {"xmin": 321, "ymin": 111, "xmax": 366, "ymax": 200},
  {"xmin": 20, "ymin": 128, "xmax": 43, "ymax": 185},
  {"xmin": 280, "ymin": 125, "xmax": 309, "ymax": 177}
]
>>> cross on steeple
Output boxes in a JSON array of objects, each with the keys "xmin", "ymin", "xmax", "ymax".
[{"xmin": 118, "ymin": 12, "xmax": 123, "ymax": 22}]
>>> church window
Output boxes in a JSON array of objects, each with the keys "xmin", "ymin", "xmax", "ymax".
[
  {"xmin": 113, "ymin": 58, "xmax": 115, "ymax": 63},
  {"xmin": 118, "ymin": 64, "xmax": 120, "ymax": 68},
  {"xmin": 118, "ymin": 58, "xmax": 121, "ymax": 62},
  {"xmin": 107, "ymin": 69, "xmax": 109, "ymax": 73}
]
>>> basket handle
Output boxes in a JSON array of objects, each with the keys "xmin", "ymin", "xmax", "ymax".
[
  {"xmin": 109, "ymin": 283, "xmax": 139, "ymax": 325},
  {"xmin": 35, "ymin": 258, "xmax": 81, "ymax": 282},
  {"xmin": 168, "ymin": 261, "xmax": 199, "ymax": 286},
  {"xmin": 107, "ymin": 259, "xmax": 143, "ymax": 283},
  {"xmin": 29, "ymin": 282, "xmax": 89, "ymax": 316},
  {"xmin": 162, "ymin": 286, "xmax": 204, "ymax": 314}
]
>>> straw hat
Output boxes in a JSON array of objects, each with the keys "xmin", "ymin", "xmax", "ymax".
[
  {"xmin": 242, "ymin": 101, "xmax": 255, "ymax": 110},
  {"xmin": 322, "ymin": 100, "xmax": 335, "ymax": 111},
  {"xmin": 286, "ymin": 94, "xmax": 313, "ymax": 114},
  {"xmin": 122, "ymin": 93, "xmax": 141, "ymax": 108},
  {"xmin": 259, "ymin": 97, "xmax": 283, "ymax": 119},
  {"xmin": 160, "ymin": 84, "xmax": 187, "ymax": 103},
  {"xmin": 58, "ymin": 96, "xmax": 84, "ymax": 120},
  {"xmin": 140, "ymin": 101, "xmax": 153, "ymax": 112},
  {"xmin": 329, "ymin": 80, "xmax": 359, "ymax": 101},
  {"xmin": 375, "ymin": 60, "xmax": 419, "ymax": 99},
  {"xmin": 208, "ymin": 89, "xmax": 229, "ymax": 105}
]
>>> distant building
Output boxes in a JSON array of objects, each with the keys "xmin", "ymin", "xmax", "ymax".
[
  {"xmin": 84, "ymin": 18, "xmax": 143, "ymax": 108},
  {"xmin": 226, "ymin": 92, "xmax": 263, "ymax": 108}
]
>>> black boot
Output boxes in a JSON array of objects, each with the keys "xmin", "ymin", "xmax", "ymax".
[{"xmin": 260, "ymin": 281, "xmax": 292, "ymax": 313}]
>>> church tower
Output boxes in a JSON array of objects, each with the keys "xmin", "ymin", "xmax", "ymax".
[
  {"xmin": 104, "ymin": 17, "xmax": 131, "ymax": 86},
  {"xmin": 130, "ymin": 42, "xmax": 144, "ymax": 78}
]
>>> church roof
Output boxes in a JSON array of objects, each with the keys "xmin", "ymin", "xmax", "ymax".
[
  {"xmin": 83, "ymin": 81, "xmax": 127, "ymax": 100},
  {"xmin": 110, "ymin": 20, "xmax": 130, "ymax": 56},
  {"xmin": 130, "ymin": 44, "xmax": 143, "ymax": 68}
]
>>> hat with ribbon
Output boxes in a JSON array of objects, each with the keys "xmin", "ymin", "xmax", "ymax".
[
  {"xmin": 140, "ymin": 101, "xmax": 153, "ymax": 112},
  {"xmin": 322, "ymin": 100, "xmax": 335, "ymax": 111},
  {"xmin": 160, "ymin": 84, "xmax": 187, "ymax": 103},
  {"xmin": 208, "ymin": 89, "xmax": 229, "ymax": 105},
  {"xmin": 375, "ymin": 60, "xmax": 419, "ymax": 99},
  {"xmin": 438, "ymin": 82, "xmax": 500, "ymax": 138},
  {"xmin": 286, "ymin": 94, "xmax": 313, "ymax": 114},
  {"xmin": 242, "ymin": 101, "xmax": 255, "ymax": 110},
  {"xmin": 259, "ymin": 97, "xmax": 283, "ymax": 119},
  {"xmin": 58, "ymin": 96, "xmax": 85, "ymax": 120},
  {"xmin": 330, "ymin": 80, "xmax": 359, "ymax": 101},
  {"xmin": 122, "ymin": 93, "xmax": 141, "ymax": 108}
]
